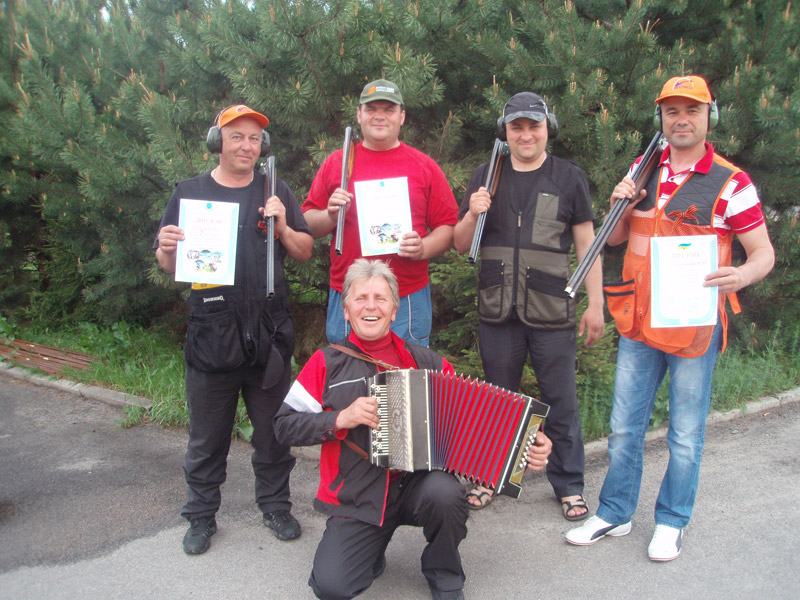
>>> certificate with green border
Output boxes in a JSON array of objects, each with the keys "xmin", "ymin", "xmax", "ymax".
[
  {"xmin": 175, "ymin": 199, "xmax": 239, "ymax": 286},
  {"xmin": 650, "ymin": 235, "xmax": 718, "ymax": 328}
]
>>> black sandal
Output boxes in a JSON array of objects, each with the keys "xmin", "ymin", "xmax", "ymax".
[{"xmin": 561, "ymin": 496, "xmax": 589, "ymax": 521}]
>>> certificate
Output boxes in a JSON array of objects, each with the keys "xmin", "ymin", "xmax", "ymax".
[
  {"xmin": 175, "ymin": 199, "xmax": 239, "ymax": 286},
  {"xmin": 650, "ymin": 235, "xmax": 717, "ymax": 328},
  {"xmin": 354, "ymin": 177, "xmax": 412, "ymax": 256}
]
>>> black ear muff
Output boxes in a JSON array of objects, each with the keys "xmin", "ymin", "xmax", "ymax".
[
  {"xmin": 259, "ymin": 130, "xmax": 271, "ymax": 157},
  {"xmin": 496, "ymin": 115, "xmax": 507, "ymax": 141},
  {"xmin": 206, "ymin": 124, "xmax": 223, "ymax": 154},
  {"xmin": 546, "ymin": 110, "xmax": 559, "ymax": 139}
]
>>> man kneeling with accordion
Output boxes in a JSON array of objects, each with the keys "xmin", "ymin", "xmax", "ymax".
[{"xmin": 274, "ymin": 259, "xmax": 552, "ymax": 600}]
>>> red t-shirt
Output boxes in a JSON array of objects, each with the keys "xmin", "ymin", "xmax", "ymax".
[{"xmin": 303, "ymin": 142, "xmax": 458, "ymax": 295}]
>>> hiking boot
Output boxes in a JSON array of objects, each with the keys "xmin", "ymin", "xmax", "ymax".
[
  {"xmin": 182, "ymin": 516, "xmax": 217, "ymax": 555},
  {"xmin": 263, "ymin": 510, "xmax": 301, "ymax": 541}
]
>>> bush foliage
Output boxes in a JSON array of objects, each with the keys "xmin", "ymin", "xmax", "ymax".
[{"xmin": 1, "ymin": 0, "xmax": 798, "ymax": 421}]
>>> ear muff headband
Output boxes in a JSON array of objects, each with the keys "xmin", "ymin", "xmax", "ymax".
[
  {"xmin": 653, "ymin": 99, "xmax": 719, "ymax": 131},
  {"xmin": 495, "ymin": 96, "xmax": 559, "ymax": 141},
  {"xmin": 206, "ymin": 106, "xmax": 271, "ymax": 157}
]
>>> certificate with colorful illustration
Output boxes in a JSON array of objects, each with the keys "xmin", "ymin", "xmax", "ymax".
[
  {"xmin": 175, "ymin": 199, "xmax": 239, "ymax": 286},
  {"xmin": 650, "ymin": 235, "xmax": 718, "ymax": 328},
  {"xmin": 354, "ymin": 177, "xmax": 412, "ymax": 256}
]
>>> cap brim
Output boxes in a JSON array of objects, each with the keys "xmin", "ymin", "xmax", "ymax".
[
  {"xmin": 503, "ymin": 110, "xmax": 546, "ymax": 123},
  {"xmin": 361, "ymin": 94, "xmax": 402, "ymax": 104}
]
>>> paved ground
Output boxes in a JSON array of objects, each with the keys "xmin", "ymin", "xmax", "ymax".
[{"xmin": 0, "ymin": 365, "xmax": 798, "ymax": 600}]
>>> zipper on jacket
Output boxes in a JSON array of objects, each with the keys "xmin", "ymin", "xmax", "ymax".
[{"xmin": 511, "ymin": 209, "xmax": 523, "ymax": 307}]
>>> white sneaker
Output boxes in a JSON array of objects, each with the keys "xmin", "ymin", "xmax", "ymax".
[
  {"xmin": 565, "ymin": 515, "xmax": 632, "ymax": 546},
  {"xmin": 648, "ymin": 524, "xmax": 683, "ymax": 561}
]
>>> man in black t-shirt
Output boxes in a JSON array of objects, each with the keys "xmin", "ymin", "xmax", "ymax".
[
  {"xmin": 453, "ymin": 92, "xmax": 604, "ymax": 519},
  {"xmin": 154, "ymin": 105, "xmax": 312, "ymax": 555}
]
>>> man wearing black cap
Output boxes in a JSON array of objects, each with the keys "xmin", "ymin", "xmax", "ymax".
[
  {"xmin": 454, "ymin": 92, "xmax": 604, "ymax": 518},
  {"xmin": 155, "ymin": 104, "xmax": 313, "ymax": 555},
  {"xmin": 303, "ymin": 79, "xmax": 458, "ymax": 347}
]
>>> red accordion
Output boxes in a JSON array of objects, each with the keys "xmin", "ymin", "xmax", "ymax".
[{"xmin": 368, "ymin": 369, "xmax": 549, "ymax": 498}]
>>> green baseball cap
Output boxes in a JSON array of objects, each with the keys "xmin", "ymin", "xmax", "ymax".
[{"xmin": 359, "ymin": 79, "xmax": 404, "ymax": 105}]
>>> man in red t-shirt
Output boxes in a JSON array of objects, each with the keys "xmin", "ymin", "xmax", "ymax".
[{"xmin": 303, "ymin": 79, "xmax": 458, "ymax": 346}]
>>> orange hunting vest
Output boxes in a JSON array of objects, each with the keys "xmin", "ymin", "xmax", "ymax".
[{"xmin": 604, "ymin": 156, "xmax": 742, "ymax": 358}]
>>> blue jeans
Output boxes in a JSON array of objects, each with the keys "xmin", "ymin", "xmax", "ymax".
[
  {"xmin": 326, "ymin": 284, "xmax": 432, "ymax": 347},
  {"xmin": 596, "ymin": 323, "xmax": 722, "ymax": 530}
]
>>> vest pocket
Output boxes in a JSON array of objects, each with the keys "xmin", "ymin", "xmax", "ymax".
[
  {"xmin": 531, "ymin": 193, "xmax": 565, "ymax": 249},
  {"xmin": 604, "ymin": 279, "xmax": 636, "ymax": 335},
  {"xmin": 523, "ymin": 267, "xmax": 571, "ymax": 325},
  {"xmin": 185, "ymin": 309, "xmax": 246, "ymax": 372},
  {"xmin": 477, "ymin": 259, "xmax": 506, "ymax": 321}
]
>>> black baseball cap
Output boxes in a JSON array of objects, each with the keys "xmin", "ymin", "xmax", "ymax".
[{"xmin": 501, "ymin": 92, "xmax": 548, "ymax": 124}]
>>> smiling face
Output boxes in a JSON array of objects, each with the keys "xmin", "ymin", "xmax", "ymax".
[
  {"xmin": 505, "ymin": 117, "xmax": 548, "ymax": 171},
  {"xmin": 356, "ymin": 100, "xmax": 405, "ymax": 151},
  {"xmin": 343, "ymin": 276, "xmax": 398, "ymax": 341},
  {"xmin": 218, "ymin": 116, "xmax": 263, "ymax": 176},
  {"xmin": 660, "ymin": 97, "xmax": 710, "ymax": 152}
]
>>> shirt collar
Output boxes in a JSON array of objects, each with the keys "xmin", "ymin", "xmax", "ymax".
[{"xmin": 660, "ymin": 142, "xmax": 715, "ymax": 175}]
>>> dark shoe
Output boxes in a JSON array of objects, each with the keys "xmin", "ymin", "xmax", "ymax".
[
  {"xmin": 431, "ymin": 589, "xmax": 465, "ymax": 600},
  {"xmin": 372, "ymin": 553, "xmax": 386, "ymax": 579},
  {"xmin": 182, "ymin": 516, "xmax": 217, "ymax": 555},
  {"xmin": 263, "ymin": 510, "xmax": 301, "ymax": 541}
]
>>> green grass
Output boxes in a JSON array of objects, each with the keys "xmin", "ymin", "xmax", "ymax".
[{"xmin": 2, "ymin": 315, "xmax": 798, "ymax": 442}]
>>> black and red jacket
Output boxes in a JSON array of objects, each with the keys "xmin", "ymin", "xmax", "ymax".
[{"xmin": 273, "ymin": 332, "xmax": 452, "ymax": 526}]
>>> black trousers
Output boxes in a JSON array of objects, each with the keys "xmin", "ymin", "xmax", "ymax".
[
  {"xmin": 181, "ymin": 361, "xmax": 295, "ymax": 519},
  {"xmin": 479, "ymin": 318, "xmax": 585, "ymax": 498},
  {"xmin": 309, "ymin": 471, "xmax": 469, "ymax": 600}
]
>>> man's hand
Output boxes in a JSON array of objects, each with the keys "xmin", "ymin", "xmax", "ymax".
[
  {"xmin": 578, "ymin": 304, "xmax": 605, "ymax": 346},
  {"xmin": 335, "ymin": 396, "xmax": 380, "ymax": 430},
  {"xmin": 468, "ymin": 186, "xmax": 492, "ymax": 218},
  {"xmin": 327, "ymin": 187, "xmax": 352, "ymax": 222},
  {"xmin": 525, "ymin": 430, "xmax": 552, "ymax": 472},
  {"xmin": 260, "ymin": 195, "xmax": 287, "ymax": 234},
  {"xmin": 398, "ymin": 230, "xmax": 424, "ymax": 260},
  {"xmin": 157, "ymin": 224, "xmax": 184, "ymax": 254},
  {"xmin": 155, "ymin": 224, "xmax": 184, "ymax": 272},
  {"xmin": 525, "ymin": 430, "xmax": 553, "ymax": 471},
  {"xmin": 610, "ymin": 176, "xmax": 646, "ymax": 210}
]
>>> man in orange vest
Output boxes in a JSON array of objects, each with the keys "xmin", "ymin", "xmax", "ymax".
[{"xmin": 565, "ymin": 75, "xmax": 774, "ymax": 561}]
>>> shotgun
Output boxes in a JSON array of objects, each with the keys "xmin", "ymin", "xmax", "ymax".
[
  {"xmin": 334, "ymin": 126, "xmax": 358, "ymax": 255},
  {"xmin": 261, "ymin": 155, "xmax": 277, "ymax": 299},
  {"xmin": 564, "ymin": 132, "xmax": 666, "ymax": 298},
  {"xmin": 468, "ymin": 138, "xmax": 507, "ymax": 263}
]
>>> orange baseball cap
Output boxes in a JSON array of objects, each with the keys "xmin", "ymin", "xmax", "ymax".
[
  {"xmin": 655, "ymin": 76, "xmax": 713, "ymax": 104},
  {"xmin": 217, "ymin": 104, "xmax": 269, "ymax": 128}
]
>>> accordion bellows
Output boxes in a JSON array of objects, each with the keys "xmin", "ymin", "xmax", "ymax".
[{"xmin": 368, "ymin": 369, "xmax": 550, "ymax": 498}]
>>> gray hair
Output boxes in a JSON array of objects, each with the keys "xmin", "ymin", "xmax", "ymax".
[{"xmin": 341, "ymin": 259, "xmax": 400, "ymax": 310}]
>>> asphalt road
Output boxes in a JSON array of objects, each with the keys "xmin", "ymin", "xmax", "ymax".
[{"xmin": 0, "ymin": 370, "xmax": 798, "ymax": 600}]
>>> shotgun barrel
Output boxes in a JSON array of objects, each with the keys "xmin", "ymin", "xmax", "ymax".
[
  {"xmin": 264, "ymin": 155, "xmax": 277, "ymax": 299},
  {"xmin": 564, "ymin": 132, "xmax": 665, "ymax": 298},
  {"xmin": 468, "ymin": 138, "xmax": 507, "ymax": 263},
  {"xmin": 334, "ymin": 126, "xmax": 357, "ymax": 255}
]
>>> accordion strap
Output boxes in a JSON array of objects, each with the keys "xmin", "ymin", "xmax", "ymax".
[
  {"xmin": 329, "ymin": 344, "xmax": 395, "ymax": 465},
  {"xmin": 329, "ymin": 344, "xmax": 399, "ymax": 370},
  {"xmin": 343, "ymin": 437, "xmax": 369, "ymax": 460}
]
